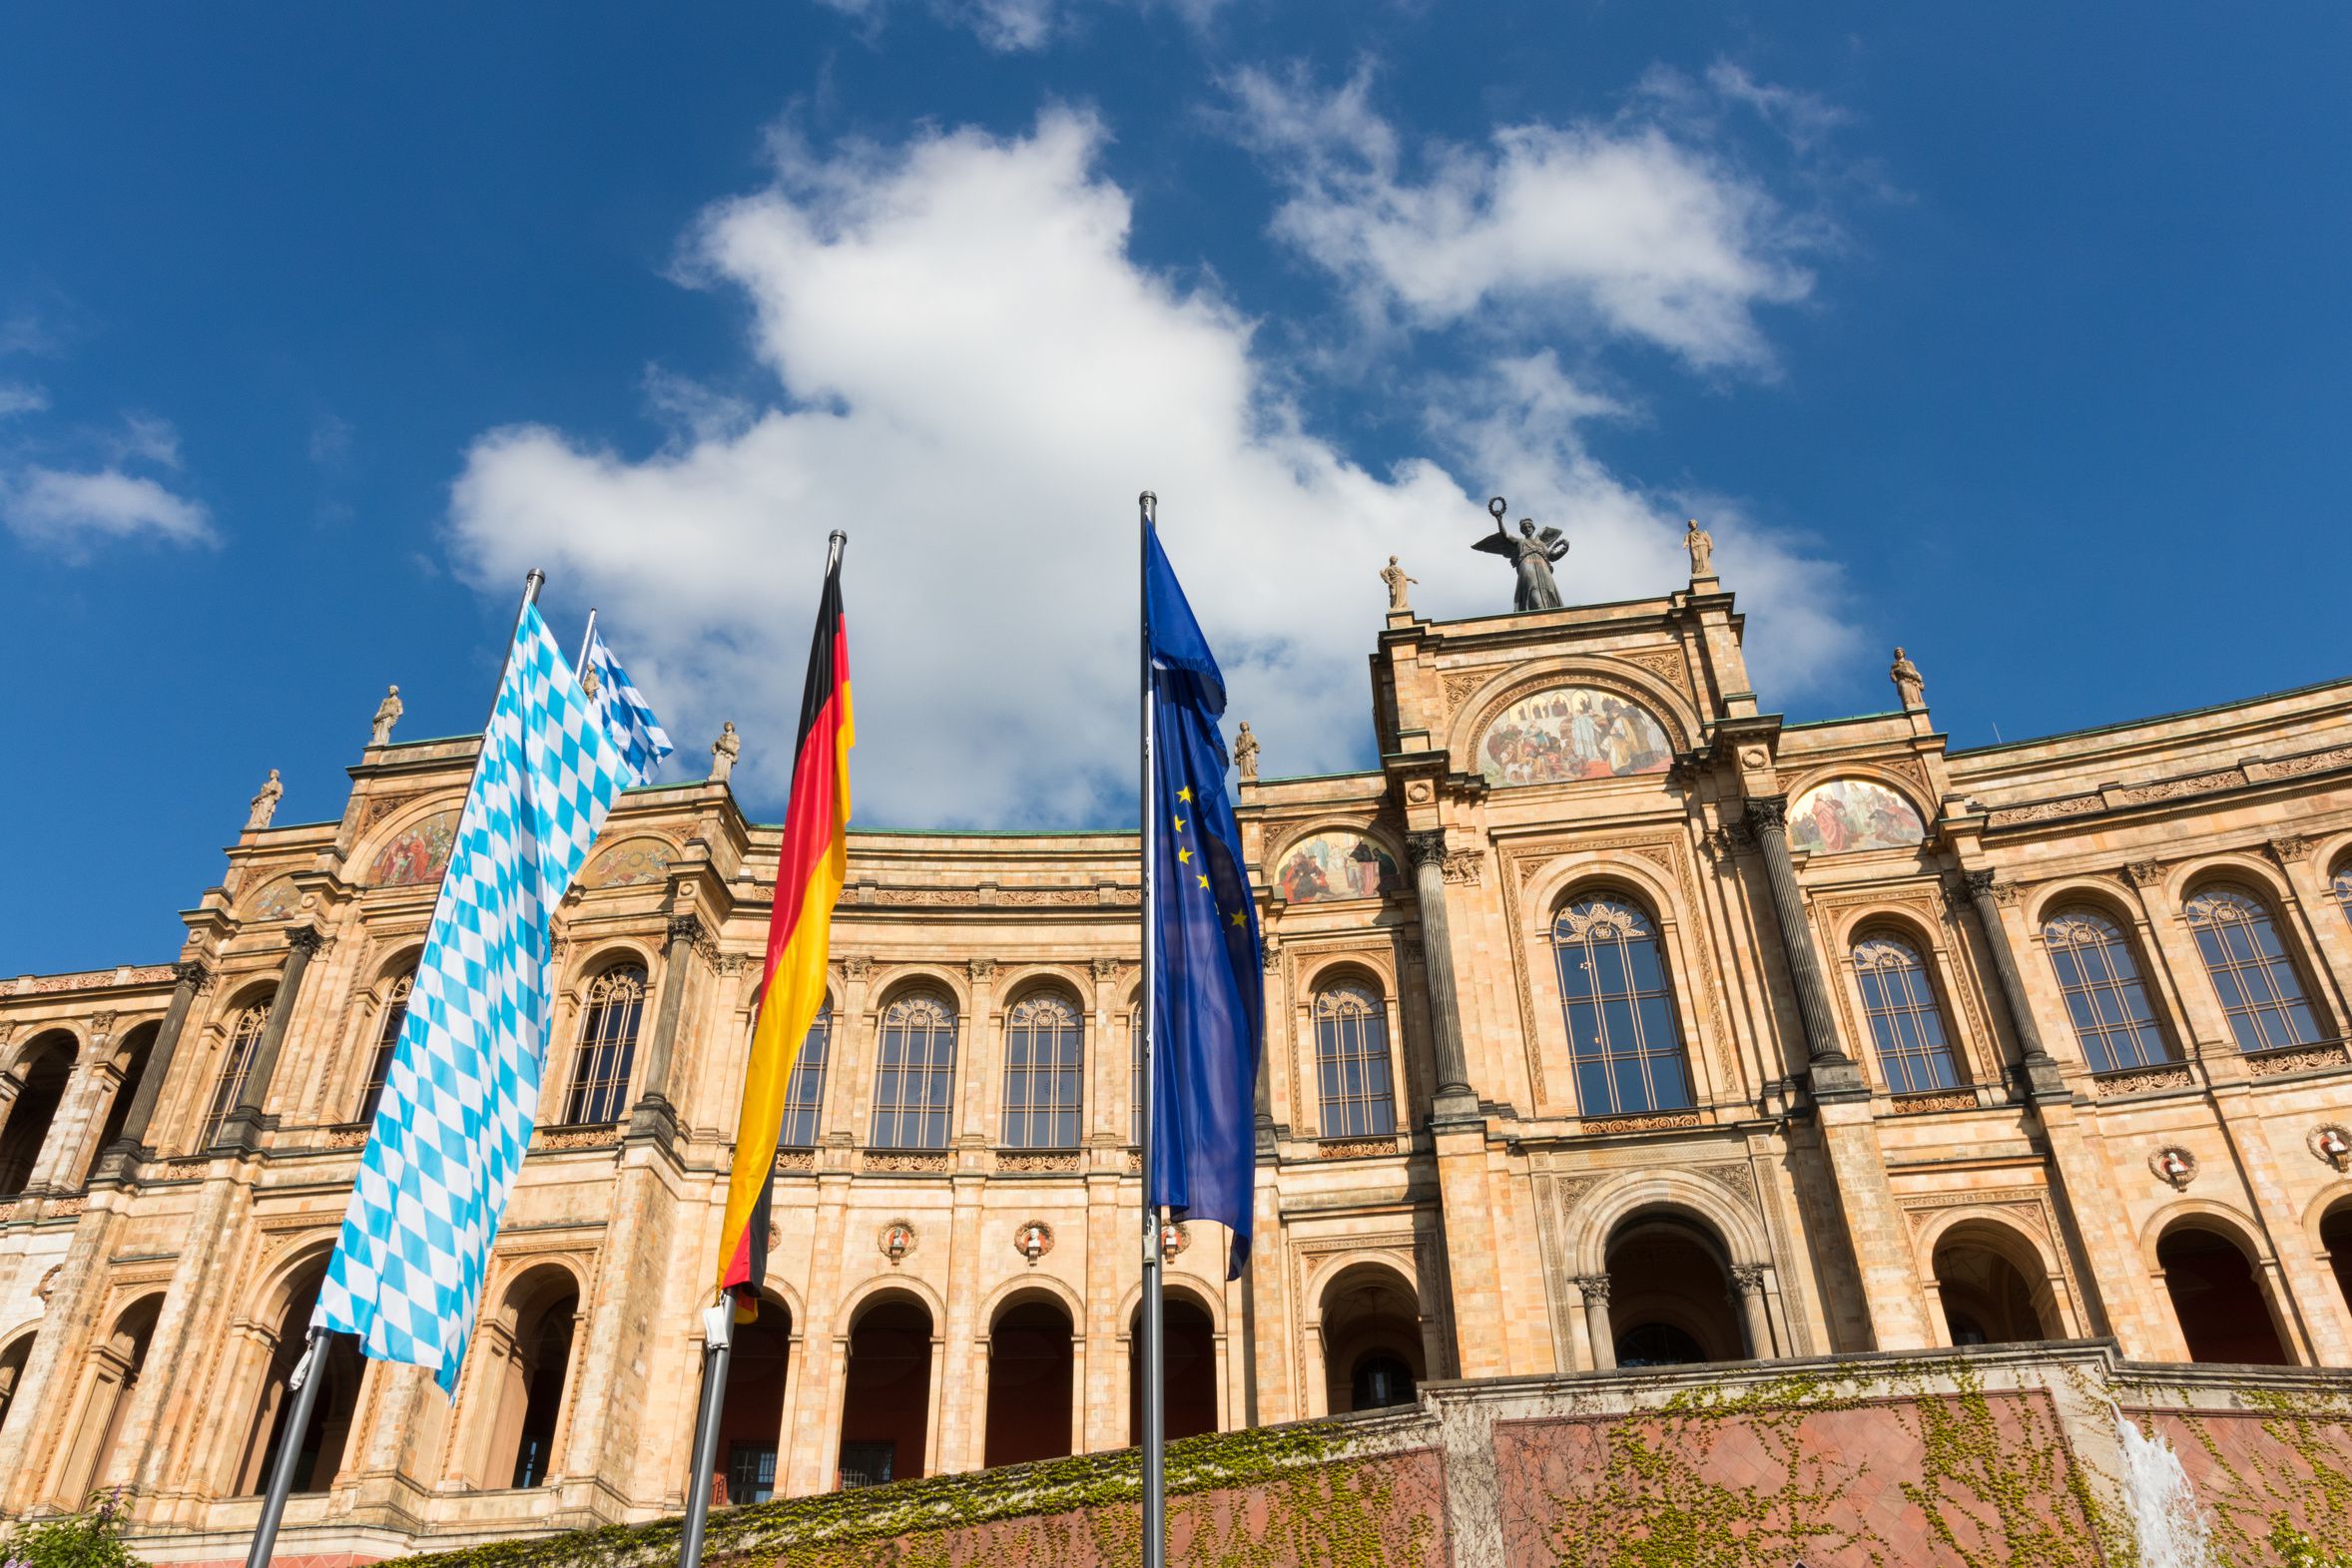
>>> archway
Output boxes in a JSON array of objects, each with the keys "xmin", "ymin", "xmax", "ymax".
[
  {"xmin": 0, "ymin": 1036, "xmax": 75, "ymax": 1197},
  {"xmin": 838, "ymin": 1297, "xmax": 932, "ymax": 1487},
  {"xmin": 476, "ymin": 1270, "xmax": 578, "ymax": 1488},
  {"xmin": 0, "ymin": 1331, "xmax": 32, "ymax": 1434},
  {"xmin": 715, "ymin": 1298, "xmax": 792, "ymax": 1503},
  {"xmin": 983, "ymin": 1297, "xmax": 1073, "ymax": 1467},
  {"xmin": 1604, "ymin": 1213, "xmax": 1747, "ymax": 1365},
  {"xmin": 238, "ymin": 1268, "xmax": 363, "ymax": 1495},
  {"xmin": 2323, "ymin": 1202, "xmax": 2352, "ymax": 1323},
  {"xmin": 1933, "ymin": 1222, "xmax": 2060, "ymax": 1345},
  {"xmin": 85, "ymin": 1023, "xmax": 158, "ymax": 1179},
  {"xmin": 1128, "ymin": 1294, "xmax": 1217, "ymax": 1443},
  {"xmin": 2158, "ymin": 1223, "xmax": 2291, "ymax": 1365},
  {"xmin": 1319, "ymin": 1264, "xmax": 1425, "ymax": 1413},
  {"xmin": 56, "ymin": 1296, "xmax": 160, "ymax": 1505}
]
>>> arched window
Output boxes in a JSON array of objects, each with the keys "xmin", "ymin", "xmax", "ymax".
[
  {"xmin": 0, "ymin": 1332, "xmax": 32, "ymax": 1434},
  {"xmin": 2043, "ymin": 908, "xmax": 2171, "ymax": 1072},
  {"xmin": 1002, "ymin": 991, "xmax": 1082, "ymax": 1149},
  {"xmin": 2331, "ymin": 854, "xmax": 2351, "ymax": 930},
  {"xmin": 84, "ymin": 1022, "xmax": 159, "ymax": 1181},
  {"xmin": 777, "ymin": 1004, "xmax": 832, "ymax": 1150},
  {"xmin": 357, "ymin": 972, "xmax": 413, "ymax": 1124},
  {"xmin": 1551, "ymin": 897, "xmax": 1693, "ymax": 1117},
  {"xmin": 0, "ymin": 1037, "xmax": 74, "ymax": 1197},
  {"xmin": 872, "ymin": 990, "xmax": 956, "ymax": 1149},
  {"xmin": 560, "ymin": 966, "xmax": 647, "ymax": 1125},
  {"xmin": 1312, "ymin": 980, "xmax": 1396, "ymax": 1138},
  {"xmin": 2182, "ymin": 887, "xmax": 2321, "ymax": 1053},
  {"xmin": 200, "ymin": 995, "xmax": 275, "ymax": 1150},
  {"xmin": 1850, "ymin": 935, "xmax": 1961, "ymax": 1094}
]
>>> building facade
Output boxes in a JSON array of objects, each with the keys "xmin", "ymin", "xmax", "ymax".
[{"xmin": 4, "ymin": 562, "xmax": 2352, "ymax": 1561}]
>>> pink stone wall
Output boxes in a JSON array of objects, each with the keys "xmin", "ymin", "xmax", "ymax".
[{"xmin": 2141, "ymin": 1405, "xmax": 2352, "ymax": 1563}]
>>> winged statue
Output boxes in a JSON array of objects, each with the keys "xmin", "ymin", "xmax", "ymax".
[{"xmin": 1470, "ymin": 496, "xmax": 1569, "ymax": 611}]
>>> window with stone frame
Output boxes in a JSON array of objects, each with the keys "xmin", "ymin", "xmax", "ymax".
[
  {"xmin": 2332, "ymin": 854, "xmax": 2352, "ymax": 931},
  {"xmin": 356, "ymin": 972, "xmax": 413, "ymax": 1124},
  {"xmin": 1850, "ymin": 933, "xmax": 1963, "ymax": 1094},
  {"xmin": 2182, "ymin": 885, "xmax": 2323, "ymax": 1052},
  {"xmin": 776, "ymin": 1003, "xmax": 833, "ymax": 1149},
  {"xmin": 560, "ymin": 966, "xmax": 647, "ymax": 1125},
  {"xmin": 1550, "ymin": 896, "xmax": 1694, "ymax": 1117},
  {"xmin": 198, "ymin": 993, "xmax": 276, "ymax": 1149},
  {"xmin": 1313, "ymin": 978, "xmax": 1397, "ymax": 1138},
  {"xmin": 2042, "ymin": 907, "xmax": 2172, "ymax": 1073},
  {"xmin": 1000, "ymin": 989, "xmax": 1082, "ymax": 1149},
  {"xmin": 871, "ymin": 988, "xmax": 957, "ymax": 1149}
]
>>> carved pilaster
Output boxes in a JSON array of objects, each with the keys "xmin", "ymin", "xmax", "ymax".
[
  {"xmin": 1959, "ymin": 869, "xmax": 2065, "ymax": 1102},
  {"xmin": 1405, "ymin": 827, "xmax": 1476, "ymax": 1116},
  {"xmin": 1743, "ymin": 796, "xmax": 1861, "ymax": 1094}
]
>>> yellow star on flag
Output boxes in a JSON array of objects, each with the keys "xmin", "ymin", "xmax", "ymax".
[
  {"xmin": 1173, "ymin": 816, "xmax": 1187, "ymax": 831},
  {"xmin": 1177, "ymin": 786, "xmax": 1193, "ymax": 802},
  {"xmin": 1230, "ymin": 910, "xmax": 1246, "ymax": 926},
  {"xmin": 1177, "ymin": 846, "xmax": 1192, "ymax": 864},
  {"xmin": 1197, "ymin": 873, "xmax": 1211, "ymax": 890}
]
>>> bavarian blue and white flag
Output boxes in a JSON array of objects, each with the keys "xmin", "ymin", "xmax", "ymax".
[
  {"xmin": 583, "ymin": 625, "xmax": 673, "ymax": 781},
  {"xmin": 319, "ymin": 603, "xmax": 661, "ymax": 1393}
]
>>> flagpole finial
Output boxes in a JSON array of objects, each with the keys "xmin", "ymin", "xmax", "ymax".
[
  {"xmin": 523, "ymin": 569, "xmax": 546, "ymax": 605},
  {"xmin": 827, "ymin": 530, "xmax": 848, "ymax": 573},
  {"xmin": 1139, "ymin": 491, "xmax": 1157, "ymax": 524}
]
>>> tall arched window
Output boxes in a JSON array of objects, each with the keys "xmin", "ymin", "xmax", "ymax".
[
  {"xmin": 0, "ymin": 1036, "xmax": 74, "ymax": 1198},
  {"xmin": 2331, "ymin": 854, "xmax": 2351, "ymax": 930},
  {"xmin": 872, "ymin": 989, "xmax": 956, "ymax": 1149},
  {"xmin": 357, "ymin": 972, "xmax": 413, "ymax": 1124},
  {"xmin": 2182, "ymin": 887, "xmax": 2321, "ymax": 1053},
  {"xmin": 777, "ymin": 1004, "xmax": 833, "ymax": 1149},
  {"xmin": 1002, "ymin": 990, "xmax": 1082, "ymax": 1149},
  {"xmin": 1850, "ymin": 935, "xmax": 1962, "ymax": 1093},
  {"xmin": 1312, "ymin": 980, "xmax": 1396, "ymax": 1138},
  {"xmin": 561, "ymin": 966, "xmax": 647, "ymax": 1125},
  {"xmin": 1551, "ymin": 897, "xmax": 1693, "ymax": 1117},
  {"xmin": 199, "ymin": 995, "xmax": 275, "ymax": 1150},
  {"xmin": 0, "ymin": 1332, "xmax": 33, "ymax": 1434},
  {"xmin": 2043, "ymin": 908, "xmax": 2171, "ymax": 1072}
]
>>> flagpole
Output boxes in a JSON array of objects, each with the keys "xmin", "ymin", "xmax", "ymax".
[
  {"xmin": 245, "ymin": 569, "xmax": 544, "ymax": 1568},
  {"xmin": 1137, "ymin": 489, "xmax": 1167, "ymax": 1568},
  {"xmin": 575, "ymin": 607, "xmax": 599, "ymax": 683}
]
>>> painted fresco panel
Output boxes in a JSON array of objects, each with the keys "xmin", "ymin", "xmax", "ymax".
[
  {"xmin": 368, "ymin": 808, "xmax": 459, "ymax": 888},
  {"xmin": 1478, "ymin": 687, "xmax": 1672, "ymax": 785},
  {"xmin": 1788, "ymin": 779, "xmax": 1926, "ymax": 856},
  {"xmin": 1275, "ymin": 831, "xmax": 1401, "ymax": 904}
]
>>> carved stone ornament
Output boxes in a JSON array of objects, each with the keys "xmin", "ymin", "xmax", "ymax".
[
  {"xmin": 1738, "ymin": 747, "xmax": 1770, "ymax": 771},
  {"xmin": 879, "ymin": 1219, "xmax": 917, "ymax": 1265},
  {"xmin": 1013, "ymin": 1219, "xmax": 1055, "ymax": 1265},
  {"xmin": 768, "ymin": 1222, "xmax": 783, "ymax": 1251},
  {"xmin": 2149, "ymin": 1146, "xmax": 2199, "ymax": 1191},
  {"xmin": 1159, "ymin": 1220, "xmax": 1191, "ymax": 1262},
  {"xmin": 843, "ymin": 956, "xmax": 873, "ymax": 981},
  {"xmin": 286, "ymin": 925, "xmax": 328, "ymax": 958},
  {"xmin": 2265, "ymin": 835, "xmax": 2316, "ymax": 868},
  {"xmin": 1406, "ymin": 781, "xmax": 1435, "ymax": 805},
  {"xmin": 1442, "ymin": 849, "xmax": 1483, "ymax": 886},
  {"xmin": 969, "ymin": 958, "xmax": 997, "ymax": 984},
  {"xmin": 666, "ymin": 914, "xmax": 707, "ymax": 949},
  {"xmin": 1092, "ymin": 957, "xmax": 1123, "ymax": 981},
  {"xmin": 35, "ymin": 1265, "xmax": 62, "ymax": 1302},
  {"xmin": 1745, "ymin": 795, "xmax": 1789, "ymax": 832},
  {"xmin": 1729, "ymin": 1263, "xmax": 1768, "ymax": 1296},
  {"xmin": 2308, "ymin": 1124, "xmax": 2352, "ymax": 1173},
  {"xmin": 174, "ymin": 959, "xmax": 216, "ymax": 993},
  {"xmin": 2123, "ymin": 861, "xmax": 2169, "ymax": 889},
  {"xmin": 1406, "ymin": 828, "xmax": 1448, "ymax": 868},
  {"xmin": 1570, "ymin": 1274, "xmax": 1611, "ymax": 1303}
]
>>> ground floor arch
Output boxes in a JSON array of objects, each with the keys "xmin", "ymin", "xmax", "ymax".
[
  {"xmin": 983, "ymin": 1296, "xmax": 1073, "ymax": 1468},
  {"xmin": 1932, "ymin": 1220, "xmax": 2062, "ymax": 1346},
  {"xmin": 1129, "ymin": 1292, "xmax": 1218, "ymax": 1443},
  {"xmin": 2158, "ymin": 1222, "xmax": 2291, "ymax": 1365},
  {"xmin": 1319, "ymin": 1263, "xmax": 1425, "ymax": 1413},
  {"xmin": 54, "ymin": 1295, "xmax": 161, "ymax": 1507},
  {"xmin": 838, "ymin": 1296, "xmax": 933, "ymax": 1487},
  {"xmin": 2321, "ymin": 1201, "xmax": 2352, "ymax": 1323},
  {"xmin": 237, "ymin": 1267, "xmax": 364, "ymax": 1496},
  {"xmin": 717, "ymin": 1298, "xmax": 794, "ymax": 1503}
]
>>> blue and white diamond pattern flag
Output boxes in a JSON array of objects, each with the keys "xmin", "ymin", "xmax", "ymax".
[
  {"xmin": 583, "ymin": 625, "xmax": 674, "ymax": 782},
  {"xmin": 320, "ymin": 602, "xmax": 659, "ymax": 1393}
]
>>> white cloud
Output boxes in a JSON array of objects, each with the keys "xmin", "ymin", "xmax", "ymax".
[
  {"xmin": 813, "ymin": 0, "xmax": 1222, "ymax": 54},
  {"xmin": 448, "ymin": 109, "xmax": 1854, "ymax": 828},
  {"xmin": 1225, "ymin": 65, "xmax": 1819, "ymax": 371},
  {"xmin": 0, "ymin": 382, "xmax": 47, "ymax": 418},
  {"xmin": 2, "ymin": 465, "xmax": 216, "ymax": 554}
]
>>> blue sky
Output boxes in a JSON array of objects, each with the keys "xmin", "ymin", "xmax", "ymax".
[{"xmin": 4, "ymin": 4, "xmax": 2348, "ymax": 972}]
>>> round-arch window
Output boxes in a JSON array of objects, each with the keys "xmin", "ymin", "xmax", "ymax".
[
  {"xmin": 1551, "ymin": 898, "xmax": 1693, "ymax": 1117},
  {"xmin": 1313, "ymin": 981, "xmax": 1397, "ymax": 1139},
  {"xmin": 2042, "ymin": 908, "xmax": 2171, "ymax": 1073},
  {"xmin": 2181, "ymin": 887, "xmax": 2320, "ymax": 1053},
  {"xmin": 1350, "ymin": 1353, "xmax": 1416, "ymax": 1410}
]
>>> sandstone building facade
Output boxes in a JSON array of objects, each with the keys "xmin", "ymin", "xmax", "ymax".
[{"xmin": 3, "ymin": 564, "xmax": 2352, "ymax": 1562}]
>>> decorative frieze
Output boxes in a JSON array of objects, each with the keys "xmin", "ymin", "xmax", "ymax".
[
  {"xmin": 2246, "ymin": 1043, "xmax": 2351, "ymax": 1077},
  {"xmin": 2091, "ymin": 1062, "xmax": 2195, "ymax": 1097}
]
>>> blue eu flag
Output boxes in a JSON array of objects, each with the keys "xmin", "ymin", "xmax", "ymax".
[{"xmin": 1145, "ymin": 527, "xmax": 1266, "ymax": 1280}]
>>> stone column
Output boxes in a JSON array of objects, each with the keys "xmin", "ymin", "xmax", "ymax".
[
  {"xmin": 1743, "ymin": 798, "xmax": 1864, "ymax": 1097},
  {"xmin": 100, "ymin": 960, "xmax": 209, "ymax": 1166},
  {"xmin": 217, "ymin": 927, "xmax": 325, "ymax": 1151},
  {"xmin": 1958, "ymin": 871, "xmax": 2065, "ymax": 1100},
  {"xmin": 1252, "ymin": 1032, "xmax": 1277, "ymax": 1159},
  {"xmin": 1405, "ymin": 829, "xmax": 1477, "ymax": 1118},
  {"xmin": 1574, "ymin": 1276, "xmax": 1615, "ymax": 1370},
  {"xmin": 627, "ymin": 914, "xmax": 703, "ymax": 1138},
  {"xmin": 1730, "ymin": 1265, "xmax": 1775, "ymax": 1358}
]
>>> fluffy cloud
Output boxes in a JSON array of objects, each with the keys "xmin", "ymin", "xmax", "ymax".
[
  {"xmin": 448, "ymin": 108, "xmax": 1854, "ymax": 827},
  {"xmin": 1225, "ymin": 65, "xmax": 1819, "ymax": 371},
  {"xmin": 2, "ymin": 464, "xmax": 216, "ymax": 554},
  {"xmin": 815, "ymin": 0, "xmax": 1220, "ymax": 53},
  {"xmin": 0, "ymin": 382, "xmax": 47, "ymax": 418}
]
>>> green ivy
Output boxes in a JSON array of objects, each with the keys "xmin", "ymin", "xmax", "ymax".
[{"xmin": 0, "ymin": 1491, "xmax": 147, "ymax": 1568}]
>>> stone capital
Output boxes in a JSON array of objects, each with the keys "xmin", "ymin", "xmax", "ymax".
[
  {"xmin": 173, "ymin": 958, "xmax": 214, "ymax": 992},
  {"xmin": 285, "ymin": 925, "xmax": 328, "ymax": 958},
  {"xmin": 1570, "ymin": 1274, "xmax": 1611, "ymax": 1303},
  {"xmin": 1406, "ymin": 828, "xmax": 1448, "ymax": 868},
  {"xmin": 665, "ymin": 913, "xmax": 707, "ymax": 949},
  {"xmin": 1963, "ymin": 869, "xmax": 1999, "ymax": 898},
  {"xmin": 1730, "ymin": 1263, "xmax": 1768, "ymax": 1297},
  {"xmin": 1745, "ymin": 794, "xmax": 1789, "ymax": 832}
]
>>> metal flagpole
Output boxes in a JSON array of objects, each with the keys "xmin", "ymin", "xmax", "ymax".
[
  {"xmin": 678, "ymin": 1298, "xmax": 735, "ymax": 1568},
  {"xmin": 575, "ymin": 607, "xmax": 600, "ymax": 684},
  {"xmin": 244, "ymin": 569, "xmax": 545, "ymax": 1568},
  {"xmin": 1137, "ymin": 490, "xmax": 1167, "ymax": 1568}
]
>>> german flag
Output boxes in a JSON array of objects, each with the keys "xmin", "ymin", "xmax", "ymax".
[{"xmin": 718, "ymin": 541, "xmax": 853, "ymax": 1316}]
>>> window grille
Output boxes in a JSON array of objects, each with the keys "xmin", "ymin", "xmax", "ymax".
[
  {"xmin": 2042, "ymin": 909, "xmax": 2172, "ymax": 1072},
  {"xmin": 357, "ymin": 973, "xmax": 412, "ymax": 1124},
  {"xmin": 777, "ymin": 1004, "xmax": 833, "ymax": 1149},
  {"xmin": 1851, "ymin": 936, "xmax": 1962, "ymax": 1093},
  {"xmin": 1313, "ymin": 981, "xmax": 1397, "ymax": 1138},
  {"xmin": 561, "ymin": 967, "xmax": 647, "ymax": 1125},
  {"xmin": 872, "ymin": 990, "xmax": 957, "ymax": 1149},
  {"xmin": 199, "ymin": 995, "xmax": 276, "ymax": 1149},
  {"xmin": 1001, "ymin": 991, "xmax": 1082, "ymax": 1149},
  {"xmin": 2183, "ymin": 887, "xmax": 2321, "ymax": 1052},
  {"xmin": 1550, "ymin": 898, "xmax": 1693, "ymax": 1116}
]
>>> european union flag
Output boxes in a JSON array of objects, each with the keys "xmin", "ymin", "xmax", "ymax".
[{"xmin": 1145, "ymin": 527, "xmax": 1265, "ymax": 1280}]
